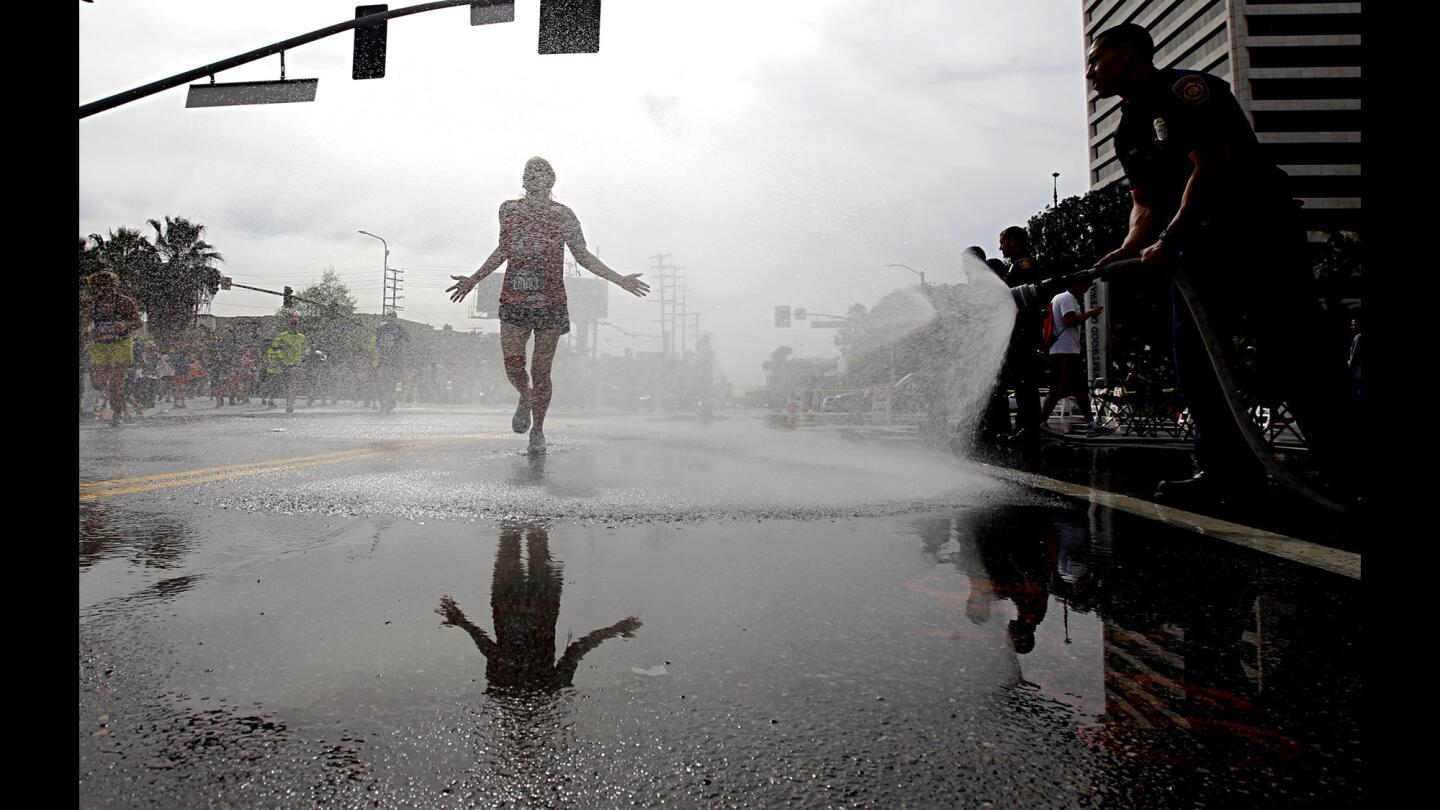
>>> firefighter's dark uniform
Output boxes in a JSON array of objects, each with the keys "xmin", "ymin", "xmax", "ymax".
[
  {"xmin": 1114, "ymin": 68, "xmax": 1354, "ymax": 485},
  {"xmin": 982, "ymin": 256, "xmax": 1043, "ymax": 437},
  {"xmin": 1003, "ymin": 255, "xmax": 1043, "ymax": 433}
]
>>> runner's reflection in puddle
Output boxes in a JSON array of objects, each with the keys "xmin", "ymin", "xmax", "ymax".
[
  {"xmin": 509, "ymin": 451, "xmax": 546, "ymax": 487},
  {"xmin": 436, "ymin": 521, "xmax": 640, "ymax": 692}
]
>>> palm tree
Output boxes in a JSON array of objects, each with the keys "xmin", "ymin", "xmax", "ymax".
[
  {"xmin": 146, "ymin": 216, "xmax": 225, "ymax": 350},
  {"xmin": 84, "ymin": 227, "xmax": 159, "ymax": 294}
]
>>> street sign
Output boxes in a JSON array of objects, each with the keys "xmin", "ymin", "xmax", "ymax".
[
  {"xmin": 186, "ymin": 79, "xmax": 318, "ymax": 107},
  {"xmin": 810, "ymin": 320, "xmax": 848, "ymax": 329}
]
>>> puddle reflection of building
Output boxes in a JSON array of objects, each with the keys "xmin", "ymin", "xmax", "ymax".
[
  {"xmin": 1092, "ymin": 547, "xmax": 1300, "ymax": 761},
  {"xmin": 436, "ymin": 521, "xmax": 640, "ymax": 692},
  {"xmin": 929, "ymin": 503, "xmax": 1358, "ymax": 788}
]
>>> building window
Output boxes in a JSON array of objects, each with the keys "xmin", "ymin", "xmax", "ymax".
[
  {"xmin": 1250, "ymin": 77, "xmax": 1363, "ymax": 101},
  {"xmin": 1248, "ymin": 45, "xmax": 1362, "ymax": 69},
  {"xmin": 1244, "ymin": 13, "xmax": 1361, "ymax": 37},
  {"xmin": 1150, "ymin": 0, "xmax": 1210, "ymax": 47},
  {"xmin": 1095, "ymin": 159, "xmax": 1126, "ymax": 188},
  {"xmin": 1205, "ymin": 53, "xmax": 1230, "ymax": 80},
  {"xmin": 1285, "ymin": 174, "xmax": 1362, "ymax": 198},
  {"xmin": 1252, "ymin": 109, "xmax": 1363, "ymax": 133},
  {"xmin": 1164, "ymin": 27, "xmax": 1228, "ymax": 71},
  {"xmin": 1261, "ymin": 141, "xmax": 1363, "ymax": 165},
  {"xmin": 1154, "ymin": 0, "xmax": 1224, "ymax": 64}
]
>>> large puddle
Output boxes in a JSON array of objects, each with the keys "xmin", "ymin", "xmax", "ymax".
[{"xmin": 80, "ymin": 495, "xmax": 1361, "ymax": 807}]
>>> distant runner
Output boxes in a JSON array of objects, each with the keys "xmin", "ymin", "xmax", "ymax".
[
  {"xmin": 446, "ymin": 157, "xmax": 650, "ymax": 453},
  {"xmin": 373, "ymin": 310, "xmax": 409, "ymax": 414},
  {"xmin": 264, "ymin": 314, "xmax": 307, "ymax": 413},
  {"xmin": 80, "ymin": 271, "xmax": 144, "ymax": 427}
]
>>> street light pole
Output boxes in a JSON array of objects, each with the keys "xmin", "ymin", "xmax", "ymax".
[
  {"xmin": 1052, "ymin": 172, "xmax": 1060, "ymax": 208},
  {"xmin": 358, "ymin": 230, "xmax": 389, "ymax": 313},
  {"xmin": 883, "ymin": 263, "xmax": 925, "ymax": 286}
]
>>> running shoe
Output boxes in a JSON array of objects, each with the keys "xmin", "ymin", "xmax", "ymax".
[
  {"xmin": 528, "ymin": 430, "xmax": 546, "ymax": 454},
  {"xmin": 512, "ymin": 396, "xmax": 532, "ymax": 434}
]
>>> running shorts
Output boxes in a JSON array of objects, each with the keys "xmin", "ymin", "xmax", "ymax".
[{"xmin": 498, "ymin": 304, "xmax": 571, "ymax": 335}]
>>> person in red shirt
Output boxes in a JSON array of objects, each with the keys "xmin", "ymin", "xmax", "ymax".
[{"xmin": 448, "ymin": 157, "xmax": 650, "ymax": 453}]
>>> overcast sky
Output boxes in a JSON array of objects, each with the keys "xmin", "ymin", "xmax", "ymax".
[{"xmin": 79, "ymin": 0, "xmax": 1091, "ymax": 387}]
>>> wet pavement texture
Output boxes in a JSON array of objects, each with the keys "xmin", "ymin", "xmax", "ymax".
[{"xmin": 80, "ymin": 408, "xmax": 1361, "ymax": 807}]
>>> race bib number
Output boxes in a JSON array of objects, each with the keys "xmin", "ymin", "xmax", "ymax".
[{"xmin": 509, "ymin": 267, "xmax": 544, "ymax": 292}]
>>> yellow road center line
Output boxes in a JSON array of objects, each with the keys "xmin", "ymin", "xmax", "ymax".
[
  {"xmin": 79, "ymin": 431, "xmax": 509, "ymax": 499},
  {"xmin": 981, "ymin": 464, "xmax": 1361, "ymax": 581},
  {"xmin": 79, "ymin": 452, "xmax": 393, "ymax": 500},
  {"xmin": 79, "ymin": 447, "xmax": 383, "ymax": 489}
]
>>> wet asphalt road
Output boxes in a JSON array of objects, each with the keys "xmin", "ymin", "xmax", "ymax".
[{"xmin": 79, "ymin": 406, "xmax": 1362, "ymax": 808}]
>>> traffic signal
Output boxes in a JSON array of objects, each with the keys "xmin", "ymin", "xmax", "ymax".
[
  {"xmin": 539, "ymin": 0, "xmax": 601, "ymax": 54},
  {"xmin": 219, "ymin": 276, "xmax": 232, "ymax": 291},
  {"xmin": 283, "ymin": 286, "xmax": 295, "ymax": 309},
  {"xmin": 794, "ymin": 308, "xmax": 807, "ymax": 320},
  {"xmin": 775, "ymin": 305, "xmax": 791, "ymax": 328},
  {"xmin": 353, "ymin": 5, "xmax": 388, "ymax": 80}
]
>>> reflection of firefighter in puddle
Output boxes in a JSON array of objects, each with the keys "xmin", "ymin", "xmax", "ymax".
[
  {"xmin": 436, "ymin": 522, "xmax": 640, "ymax": 691},
  {"xmin": 963, "ymin": 507, "xmax": 1059, "ymax": 655}
]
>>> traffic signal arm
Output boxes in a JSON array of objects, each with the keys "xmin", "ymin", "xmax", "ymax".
[{"xmin": 82, "ymin": 1, "xmax": 490, "ymax": 118}]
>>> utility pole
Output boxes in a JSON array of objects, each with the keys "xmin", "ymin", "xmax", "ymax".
[
  {"xmin": 384, "ymin": 265, "xmax": 405, "ymax": 314},
  {"xmin": 672, "ymin": 265, "xmax": 688, "ymax": 356},
  {"xmin": 648, "ymin": 253, "xmax": 673, "ymax": 357}
]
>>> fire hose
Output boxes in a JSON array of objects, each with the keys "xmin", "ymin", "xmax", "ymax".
[{"xmin": 1009, "ymin": 258, "xmax": 1348, "ymax": 513}]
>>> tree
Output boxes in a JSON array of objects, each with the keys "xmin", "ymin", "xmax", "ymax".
[
  {"xmin": 1026, "ymin": 181, "xmax": 1133, "ymax": 279},
  {"xmin": 831, "ymin": 303, "xmax": 868, "ymax": 355},
  {"xmin": 287, "ymin": 267, "xmax": 357, "ymax": 319},
  {"xmin": 78, "ymin": 237, "xmax": 105, "ymax": 282},
  {"xmin": 284, "ymin": 269, "xmax": 371, "ymax": 373},
  {"xmin": 84, "ymin": 227, "xmax": 160, "ymax": 295},
  {"xmin": 1025, "ymin": 182, "xmax": 1170, "ymax": 385},
  {"xmin": 762, "ymin": 346, "xmax": 793, "ymax": 375},
  {"xmin": 145, "ymin": 216, "xmax": 225, "ymax": 350}
]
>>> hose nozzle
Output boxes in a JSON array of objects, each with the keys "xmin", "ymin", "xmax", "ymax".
[{"xmin": 1009, "ymin": 257, "xmax": 1144, "ymax": 309}]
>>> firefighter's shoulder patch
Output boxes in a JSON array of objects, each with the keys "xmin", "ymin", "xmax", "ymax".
[{"xmin": 1172, "ymin": 74, "xmax": 1209, "ymax": 105}]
